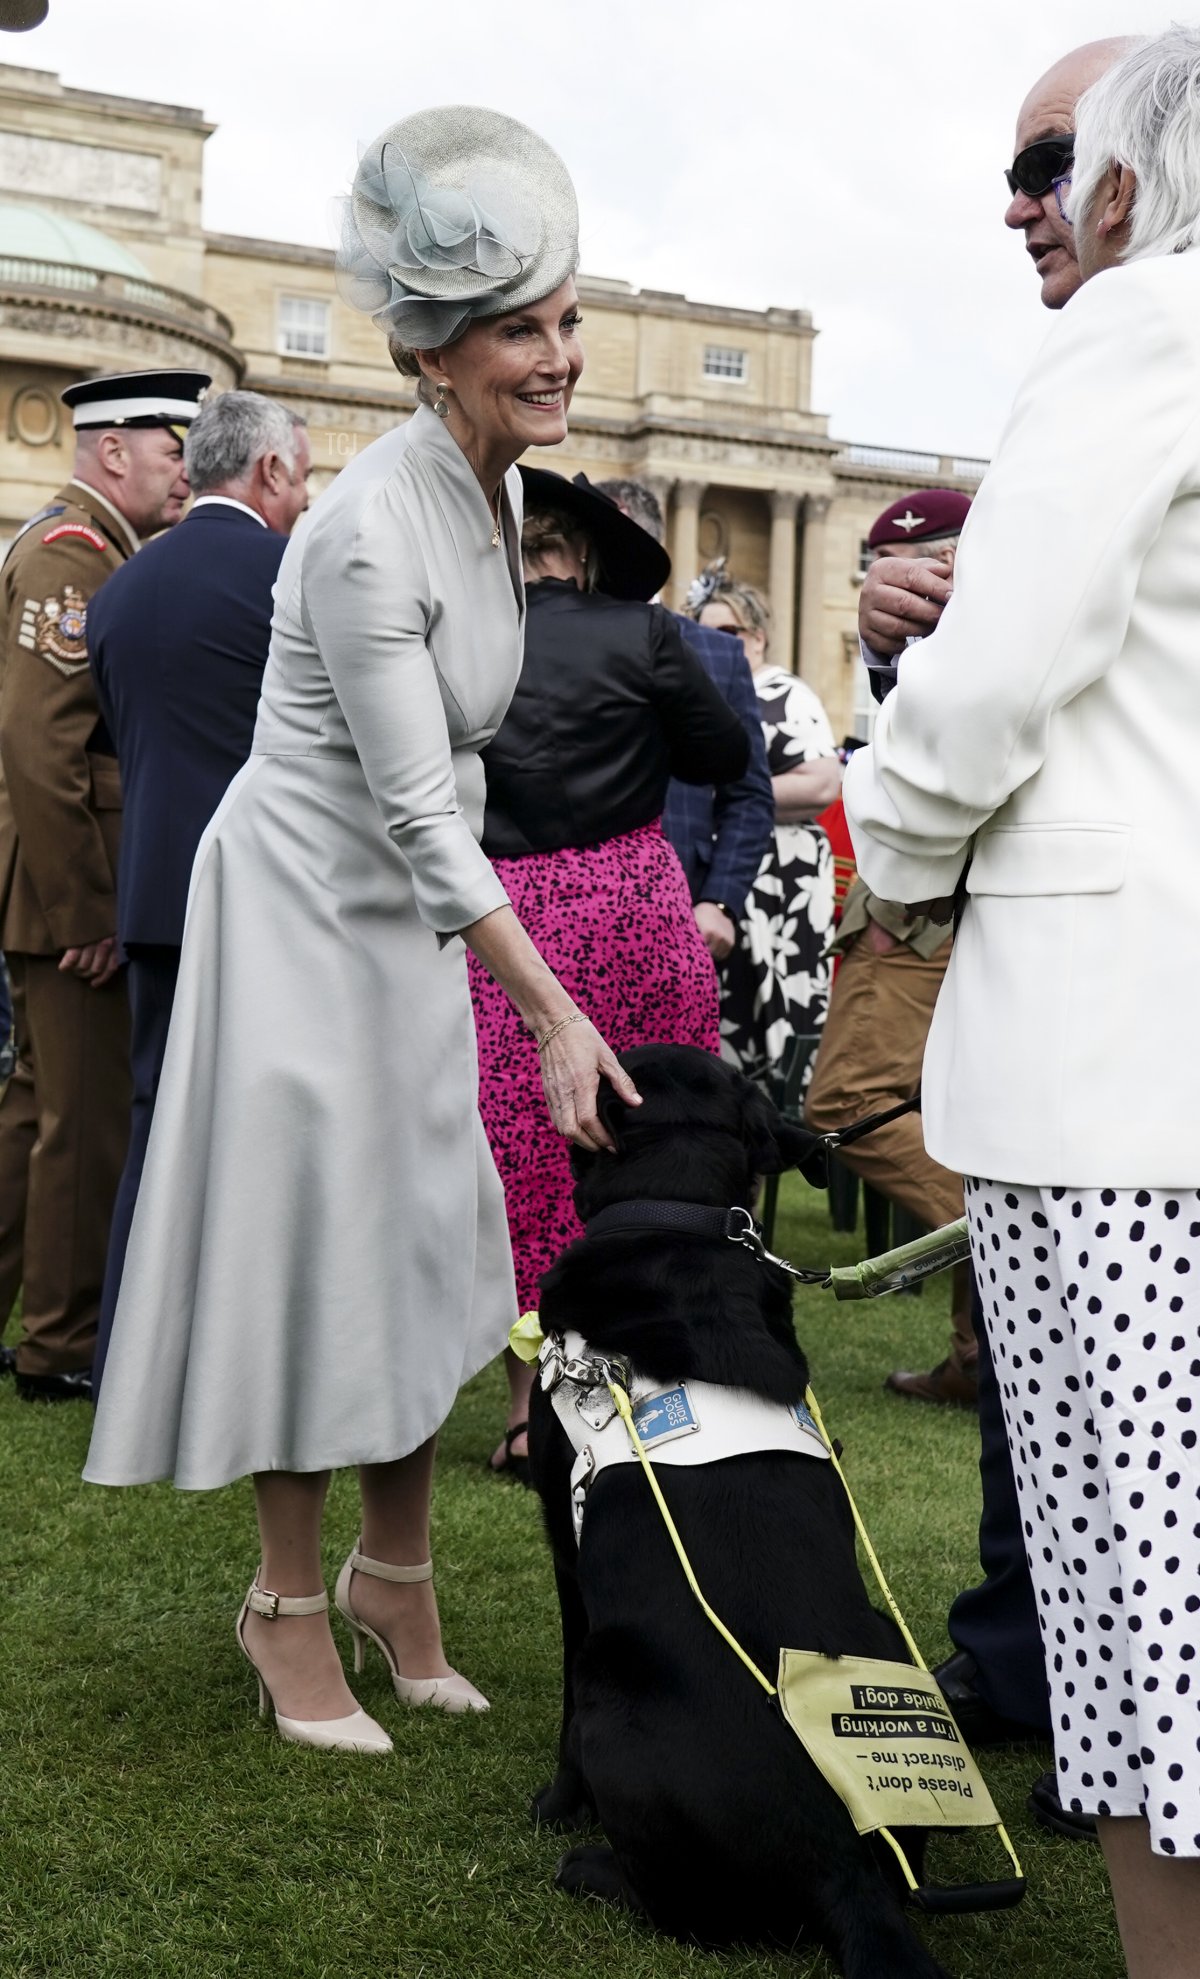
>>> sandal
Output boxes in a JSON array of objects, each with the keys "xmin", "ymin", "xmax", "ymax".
[{"xmin": 488, "ymin": 1420, "xmax": 530, "ymax": 1487}]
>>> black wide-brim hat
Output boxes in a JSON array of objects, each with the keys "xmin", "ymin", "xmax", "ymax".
[{"xmin": 518, "ymin": 467, "xmax": 671, "ymax": 602}]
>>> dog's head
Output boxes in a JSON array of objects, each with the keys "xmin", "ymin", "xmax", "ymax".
[{"xmin": 570, "ymin": 1044, "xmax": 828, "ymax": 1221}]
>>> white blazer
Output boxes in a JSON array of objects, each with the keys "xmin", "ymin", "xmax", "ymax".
[{"xmin": 844, "ymin": 251, "xmax": 1200, "ymax": 1187}]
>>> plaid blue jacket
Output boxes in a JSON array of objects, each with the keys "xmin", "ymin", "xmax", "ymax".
[{"xmin": 662, "ymin": 617, "xmax": 774, "ymax": 919}]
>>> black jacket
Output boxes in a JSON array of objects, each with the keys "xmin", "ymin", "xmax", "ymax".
[
  {"xmin": 88, "ymin": 502, "xmax": 287, "ymax": 946},
  {"xmin": 481, "ymin": 581, "xmax": 749, "ymax": 858}
]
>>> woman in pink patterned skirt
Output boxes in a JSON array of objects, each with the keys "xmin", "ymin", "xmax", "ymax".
[{"xmin": 469, "ymin": 469, "xmax": 749, "ymax": 1478}]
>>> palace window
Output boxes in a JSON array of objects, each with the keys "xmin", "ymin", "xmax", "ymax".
[
  {"xmin": 855, "ymin": 537, "xmax": 873, "ymax": 583},
  {"xmin": 278, "ymin": 296, "xmax": 331, "ymax": 359},
  {"xmin": 702, "ymin": 344, "xmax": 748, "ymax": 383}
]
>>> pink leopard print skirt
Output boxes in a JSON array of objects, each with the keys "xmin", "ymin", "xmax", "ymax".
[{"xmin": 469, "ymin": 819, "xmax": 719, "ymax": 1313}]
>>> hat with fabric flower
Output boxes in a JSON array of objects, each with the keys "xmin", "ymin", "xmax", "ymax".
[{"xmin": 336, "ymin": 105, "xmax": 579, "ymax": 350}]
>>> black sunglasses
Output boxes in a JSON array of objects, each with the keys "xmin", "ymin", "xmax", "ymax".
[{"xmin": 1005, "ymin": 134, "xmax": 1074, "ymax": 199}]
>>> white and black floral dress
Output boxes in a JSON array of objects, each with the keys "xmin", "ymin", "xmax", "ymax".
[{"xmin": 719, "ymin": 664, "xmax": 837, "ymax": 1089}]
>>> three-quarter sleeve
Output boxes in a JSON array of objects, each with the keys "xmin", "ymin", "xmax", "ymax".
[
  {"xmin": 299, "ymin": 487, "xmax": 509, "ymax": 937},
  {"xmin": 648, "ymin": 607, "xmax": 749, "ymax": 786}
]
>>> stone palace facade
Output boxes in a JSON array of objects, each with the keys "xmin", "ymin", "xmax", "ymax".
[{"xmin": 0, "ymin": 62, "xmax": 985, "ymax": 738}]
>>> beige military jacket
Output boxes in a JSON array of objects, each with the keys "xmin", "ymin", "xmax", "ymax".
[{"xmin": 0, "ymin": 480, "xmax": 136, "ymax": 954}]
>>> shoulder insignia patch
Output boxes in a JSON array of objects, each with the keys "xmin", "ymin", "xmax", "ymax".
[
  {"xmin": 18, "ymin": 586, "xmax": 91, "ymax": 676},
  {"xmin": 2, "ymin": 504, "xmax": 65, "ymax": 564},
  {"xmin": 42, "ymin": 523, "xmax": 108, "ymax": 552}
]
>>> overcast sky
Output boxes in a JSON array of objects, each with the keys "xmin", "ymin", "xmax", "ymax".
[{"xmin": 2, "ymin": 0, "xmax": 1175, "ymax": 457}]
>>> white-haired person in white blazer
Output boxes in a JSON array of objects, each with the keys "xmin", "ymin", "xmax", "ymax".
[{"xmin": 845, "ymin": 29, "xmax": 1200, "ymax": 1978}]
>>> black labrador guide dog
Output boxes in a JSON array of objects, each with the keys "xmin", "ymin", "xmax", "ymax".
[{"xmin": 528, "ymin": 1044, "xmax": 954, "ymax": 1979}]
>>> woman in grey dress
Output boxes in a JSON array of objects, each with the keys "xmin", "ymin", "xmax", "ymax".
[{"xmin": 85, "ymin": 107, "xmax": 638, "ymax": 1754}]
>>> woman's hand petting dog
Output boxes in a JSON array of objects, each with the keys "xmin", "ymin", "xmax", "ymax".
[
  {"xmin": 540, "ymin": 1017, "xmax": 642, "ymax": 1153},
  {"xmin": 459, "ymin": 904, "xmax": 641, "ymax": 1152}
]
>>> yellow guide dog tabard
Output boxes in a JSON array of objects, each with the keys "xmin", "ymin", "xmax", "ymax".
[{"xmin": 775, "ymin": 1652, "xmax": 1002, "ymax": 1839}]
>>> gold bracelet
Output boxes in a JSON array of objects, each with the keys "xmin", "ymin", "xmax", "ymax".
[{"xmin": 536, "ymin": 1012, "xmax": 587, "ymax": 1055}]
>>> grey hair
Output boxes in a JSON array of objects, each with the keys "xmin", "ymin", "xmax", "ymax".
[
  {"xmin": 184, "ymin": 392, "xmax": 306, "ymax": 495},
  {"xmin": 593, "ymin": 478, "xmax": 664, "ymax": 544},
  {"xmin": 871, "ymin": 534, "xmax": 960, "ymax": 564},
  {"xmin": 1070, "ymin": 25, "xmax": 1200, "ymax": 259}
]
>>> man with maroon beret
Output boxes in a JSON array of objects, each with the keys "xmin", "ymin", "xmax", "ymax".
[
  {"xmin": 806, "ymin": 490, "xmax": 977, "ymax": 1406},
  {"xmin": 859, "ymin": 491, "xmax": 971, "ymax": 702}
]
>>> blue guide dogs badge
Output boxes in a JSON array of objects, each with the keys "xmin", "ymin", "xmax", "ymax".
[
  {"xmin": 632, "ymin": 1384, "xmax": 699, "ymax": 1448},
  {"xmin": 791, "ymin": 1397, "xmax": 820, "ymax": 1438}
]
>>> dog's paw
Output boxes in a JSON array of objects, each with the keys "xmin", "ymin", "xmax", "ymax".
[
  {"xmin": 531, "ymin": 1775, "xmax": 596, "ymax": 1832},
  {"xmin": 554, "ymin": 1845, "xmax": 636, "ymax": 1909}
]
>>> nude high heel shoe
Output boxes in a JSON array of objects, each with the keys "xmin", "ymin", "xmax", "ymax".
[
  {"xmin": 334, "ymin": 1540, "xmax": 490, "ymax": 1714},
  {"xmin": 236, "ymin": 1577, "xmax": 393, "ymax": 1753}
]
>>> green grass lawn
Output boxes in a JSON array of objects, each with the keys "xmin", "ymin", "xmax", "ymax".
[{"xmin": 0, "ymin": 1178, "xmax": 1123, "ymax": 1978}]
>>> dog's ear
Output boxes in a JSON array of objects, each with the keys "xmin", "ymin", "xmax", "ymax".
[
  {"xmin": 568, "ymin": 1074, "xmax": 634, "ymax": 1183},
  {"xmin": 739, "ymin": 1079, "xmax": 828, "ymax": 1189},
  {"xmin": 596, "ymin": 1075, "xmax": 632, "ymax": 1148}
]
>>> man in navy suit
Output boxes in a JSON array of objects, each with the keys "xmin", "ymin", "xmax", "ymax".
[
  {"xmin": 595, "ymin": 481, "xmax": 773, "ymax": 957},
  {"xmin": 89, "ymin": 391, "xmax": 310, "ymax": 1389}
]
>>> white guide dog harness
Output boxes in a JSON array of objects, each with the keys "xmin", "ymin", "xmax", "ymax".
[{"xmin": 540, "ymin": 1328, "xmax": 829, "ymax": 1544}]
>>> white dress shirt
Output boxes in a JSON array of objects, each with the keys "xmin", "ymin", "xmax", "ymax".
[{"xmin": 190, "ymin": 496, "xmax": 267, "ymax": 527}]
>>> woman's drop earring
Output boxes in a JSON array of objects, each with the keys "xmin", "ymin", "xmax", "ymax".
[{"xmin": 435, "ymin": 382, "xmax": 450, "ymax": 420}]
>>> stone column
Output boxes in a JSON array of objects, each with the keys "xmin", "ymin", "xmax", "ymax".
[
  {"xmin": 639, "ymin": 472, "xmax": 674, "ymax": 520},
  {"xmin": 798, "ymin": 493, "xmax": 832, "ymax": 682},
  {"xmin": 670, "ymin": 479, "xmax": 704, "ymax": 610},
  {"xmin": 639, "ymin": 474, "xmax": 675, "ymax": 574},
  {"xmin": 768, "ymin": 490, "xmax": 800, "ymax": 672}
]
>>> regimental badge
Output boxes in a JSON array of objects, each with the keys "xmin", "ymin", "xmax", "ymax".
[
  {"xmin": 23, "ymin": 586, "xmax": 90, "ymax": 676},
  {"xmin": 42, "ymin": 523, "xmax": 107, "ymax": 552}
]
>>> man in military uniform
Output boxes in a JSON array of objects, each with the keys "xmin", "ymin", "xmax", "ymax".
[
  {"xmin": 0, "ymin": 368, "xmax": 209, "ymax": 1399},
  {"xmin": 806, "ymin": 490, "xmax": 975, "ymax": 1407}
]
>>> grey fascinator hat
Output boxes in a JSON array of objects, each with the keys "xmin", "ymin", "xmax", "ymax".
[{"xmin": 336, "ymin": 105, "xmax": 580, "ymax": 351}]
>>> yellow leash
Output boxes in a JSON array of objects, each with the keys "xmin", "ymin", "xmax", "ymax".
[
  {"xmin": 607, "ymin": 1381, "xmax": 778, "ymax": 1698},
  {"xmin": 607, "ymin": 1379, "xmax": 923, "ymax": 1689},
  {"xmin": 802, "ymin": 1387, "xmax": 926, "ymax": 1670},
  {"xmin": 606, "ymin": 1375, "xmax": 1023, "ymax": 1895}
]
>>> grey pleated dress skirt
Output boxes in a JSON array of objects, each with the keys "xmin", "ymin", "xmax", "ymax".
[{"xmin": 86, "ymin": 407, "xmax": 526, "ymax": 1490}]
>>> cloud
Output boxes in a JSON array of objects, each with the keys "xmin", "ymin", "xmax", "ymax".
[{"xmin": 4, "ymin": 0, "xmax": 1166, "ymax": 454}]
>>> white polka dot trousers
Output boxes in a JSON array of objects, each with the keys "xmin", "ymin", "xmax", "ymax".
[{"xmin": 966, "ymin": 1179, "xmax": 1200, "ymax": 1856}]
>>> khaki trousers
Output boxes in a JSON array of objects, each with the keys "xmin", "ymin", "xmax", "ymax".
[
  {"xmin": 805, "ymin": 929, "xmax": 976, "ymax": 1373},
  {"xmin": 0, "ymin": 952, "xmax": 130, "ymax": 1374}
]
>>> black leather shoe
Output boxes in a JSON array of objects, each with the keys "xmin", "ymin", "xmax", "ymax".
[
  {"xmin": 933, "ymin": 1650, "xmax": 1047, "ymax": 1747},
  {"xmin": 1028, "ymin": 1769, "xmax": 1099, "ymax": 1843},
  {"xmin": 14, "ymin": 1368, "xmax": 93, "ymax": 1403},
  {"xmin": 0, "ymin": 1344, "xmax": 16, "ymax": 1377}
]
